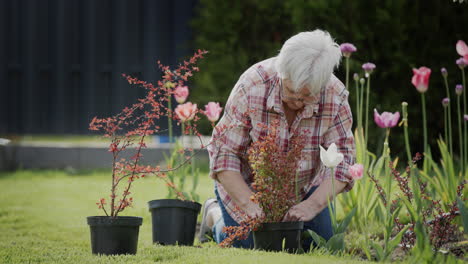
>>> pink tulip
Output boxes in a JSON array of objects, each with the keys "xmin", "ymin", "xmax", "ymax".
[
  {"xmin": 349, "ymin": 163, "xmax": 364, "ymax": 180},
  {"xmin": 204, "ymin": 102, "xmax": 223, "ymax": 123},
  {"xmin": 456, "ymin": 40, "xmax": 468, "ymax": 61},
  {"xmin": 174, "ymin": 102, "xmax": 197, "ymax": 122},
  {"xmin": 411, "ymin": 67, "xmax": 431, "ymax": 93},
  {"xmin": 174, "ymin": 85, "xmax": 189, "ymax": 104},
  {"xmin": 374, "ymin": 109, "xmax": 400, "ymax": 128}
]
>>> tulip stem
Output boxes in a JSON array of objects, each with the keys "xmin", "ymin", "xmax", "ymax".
[
  {"xmin": 402, "ymin": 103, "xmax": 412, "ymax": 164},
  {"xmin": 365, "ymin": 75, "xmax": 371, "ymax": 160},
  {"xmin": 360, "ymin": 80, "xmax": 365, "ymax": 131},
  {"xmin": 458, "ymin": 94, "xmax": 464, "ymax": 173},
  {"xmin": 331, "ymin": 167, "xmax": 336, "ymax": 225},
  {"xmin": 462, "ymin": 69, "xmax": 467, "ymax": 173},
  {"xmin": 443, "ymin": 75, "xmax": 453, "ymax": 156},
  {"xmin": 444, "ymin": 106, "xmax": 448, "ymax": 148},
  {"xmin": 345, "ymin": 57, "xmax": 350, "ymax": 90},
  {"xmin": 167, "ymin": 93, "xmax": 173, "ymax": 144},
  {"xmin": 189, "ymin": 122, "xmax": 196, "ymax": 187},
  {"xmin": 421, "ymin": 93, "xmax": 428, "ymax": 172},
  {"xmin": 384, "ymin": 128, "xmax": 391, "ymax": 215},
  {"xmin": 355, "ymin": 78, "xmax": 361, "ymax": 129}
]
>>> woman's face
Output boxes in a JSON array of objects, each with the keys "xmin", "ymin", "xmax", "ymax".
[{"xmin": 282, "ymin": 79, "xmax": 316, "ymax": 111}]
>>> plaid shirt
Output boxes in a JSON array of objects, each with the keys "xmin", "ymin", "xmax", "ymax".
[{"xmin": 207, "ymin": 57, "xmax": 355, "ymax": 223}]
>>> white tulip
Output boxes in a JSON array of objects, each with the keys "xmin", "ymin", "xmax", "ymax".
[{"xmin": 319, "ymin": 143, "xmax": 344, "ymax": 168}]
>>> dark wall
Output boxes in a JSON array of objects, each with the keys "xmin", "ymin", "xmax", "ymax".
[{"xmin": 0, "ymin": 0, "xmax": 197, "ymax": 134}]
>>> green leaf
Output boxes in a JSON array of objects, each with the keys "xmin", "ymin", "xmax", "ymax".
[
  {"xmin": 370, "ymin": 240, "xmax": 384, "ymax": 261},
  {"xmin": 303, "ymin": 230, "xmax": 325, "ymax": 247},
  {"xmin": 388, "ymin": 225, "xmax": 409, "ymax": 251},
  {"xmin": 457, "ymin": 197, "xmax": 468, "ymax": 234},
  {"xmin": 402, "ymin": 198, "xmax": 418, "ymax": 222},
  {"xmin": 325, "ymin": 233, "xmax": 345, "ymax": 252},
  {"xmin": 336, "ymin": 207, "xmax": 356, "ymax": 234}
]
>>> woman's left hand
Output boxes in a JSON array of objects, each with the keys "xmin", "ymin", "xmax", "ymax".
[{"xmin": 282, "ymin": 201, "xmax": 318, "ymax": 222}]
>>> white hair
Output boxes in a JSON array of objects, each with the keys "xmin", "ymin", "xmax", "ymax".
[{"xmin": 275, "ymin": 30, "xmax": 342, "ymax": 94}]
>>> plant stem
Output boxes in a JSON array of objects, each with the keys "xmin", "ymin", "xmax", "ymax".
[
  {"xmin": 365, "ymin": 75, "xmax": 371, "ymax": 159},
  {"xmin": 345, "ymin": 57, "xmax": 350, "ymax": 90},
  {"xmin": 360, "ymin": 80, "xmax": 365, "ymax": 131},
  {"xmin": 355, "ymin": 78, "xmax": 361, "ymax": 129},
  {"xmin": 443, "ymin": 75, "xmax": 453, "ymax": 156},
  {"xmin": 331, "ymin": 167, "xmax": 336, "ymax": 224},
  {"xmin": 462, "ymin": 69, "xmax": 467, "ymax": 172},
  {"xmin": 444, "ymin": 106, "xmax": 448, "ymax": 147},
  {"xmin": 189, "ymin": 122, "xmax": 196, "ymax": 190},
  {"xmin": 384, "ymin": 128, "xmax": 391, "ymax": 213},
  {"xmin": 402, "ymin": 102, "xmax": 412, "ymax": 164},
  {"xmin": 295, "ymin": 170, "xmax": 300, "ymax": 204},
  {"xmin": 167, "ymin": 93, "xmax": 173, "ymax": 143},
  {"xmin": 421, "ymin": 93, "xmax": 428, "ymax": 173},
  {"xmin": 458, "ymin": 95, "xmax": 464, "ymax": 173}
]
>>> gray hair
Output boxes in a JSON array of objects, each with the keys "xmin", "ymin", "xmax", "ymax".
[{"xmin": 275, "ymin": 30, "xmax": 342, "ymax": 94}]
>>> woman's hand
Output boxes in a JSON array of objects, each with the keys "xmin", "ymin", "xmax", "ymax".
[
  {"xmin": 282, "ymin": 178, "xmax": 347, "ymax": 222},
  {"xmin": 241, "ymin": 201, "xmax": 264, "ymax": 219},
  {"xmin": 282, "ymin": 200, "xmax": 319, "ymax": 222}
]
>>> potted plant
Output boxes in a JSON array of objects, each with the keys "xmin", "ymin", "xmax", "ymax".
[
  {"xmin": 87, "ymin": 49, "xmax": 216, "ymax": 253},
  {"xmin": 112, "ymin": 51, "xmax": 223, "ymax": 246},
  {"xmin": 220, "ymin": 120, "xmax": 305, "ymax": 253},
  {"xmin": 148, "ymin": 96, "xmax": 224, "ymax": 246},
  {"xmin": 86, "ymin": 92, "xmax": 151, "ymax": 255}
]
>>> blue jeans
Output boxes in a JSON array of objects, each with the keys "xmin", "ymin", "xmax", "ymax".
[{"xmin": 212, "ymin": 185, "xmax": 333, "ymax": 251}]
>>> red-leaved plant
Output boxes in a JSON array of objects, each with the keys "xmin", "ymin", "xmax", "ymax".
[
  {"xmin": 369, "ymin": 153, "xmax": 466, "ymax": 251},
  {"xmin": 220, "ymin": 120, "xmax": 305, "ymax": 246},
  {"xmin": 89, "ymin": 50, "xmax": 209, "ymax": 218}
]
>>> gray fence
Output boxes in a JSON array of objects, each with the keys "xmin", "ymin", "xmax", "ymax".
[{"xmin": 0, "ymin": 0, "xmax": 197, "ymax": 134}]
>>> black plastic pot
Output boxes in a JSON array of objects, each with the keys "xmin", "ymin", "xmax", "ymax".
[
  {"xmin": 87, "ymin": 216, "xmax": 143, "ymax": 255},
  {"xmin": 148, "ymin": 199, "xmax": 201, "ymax": 246},
  {"xmin": 253, "ymin": 221, "xmax": 304, "ymax": 253}
]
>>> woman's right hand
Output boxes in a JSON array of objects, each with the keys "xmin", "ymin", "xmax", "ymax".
[{"xmin": 241, "ymin": 200, "xmax": 264, "ymax": 219}]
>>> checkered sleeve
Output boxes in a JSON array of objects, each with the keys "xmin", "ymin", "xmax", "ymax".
[
  {"xmin": 322, "ymin": 90, "xmax": 356, "ymax": 191},
  {"xmin": 207, "ymin": 78, "xmax": 252, "ymax": 180}
]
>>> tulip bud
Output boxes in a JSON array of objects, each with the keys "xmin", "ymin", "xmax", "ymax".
[
  {"xmin": 374, "ymin": 109, "xmax": 400, "ymax": 128},
  {"xmin": 442, "ymin": 98, "xmax": 450, "ymax": 107},
  {"xmin": 348, "ymin": 163, "xmax": 364, "ymax": 180},
  {"xmin": 362, "ymin": 63, "xmax": 376, "ymax": 74},
  {"xmin": 441, "ymin": 68, "xmax": 448, "ymax": 77},
  {"xmin": 340, "ymin": 43, "xmax": 357, "ymax": 58},
  {"xmin": 319, "ymin": 143, "xmax": 344, "ymax": 168},
  {"xmin": 456, "ymin": 84, "xmax": 464, "ymax": 96},
  {"xmin": 353, "ymin": 73, "xmax": 359, "ymax": 81},
  {"xmin": 456, "ymin": 58, "xmax": 467, "ymax": 69},
  {"xmin": 412, "ymin": 66, "xmax": 431, "ymax": 93}
]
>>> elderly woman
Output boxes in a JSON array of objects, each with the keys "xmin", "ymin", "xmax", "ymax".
[{"xmin": 200, "ymin": 30, "xmax": 355, "ymax": 250}]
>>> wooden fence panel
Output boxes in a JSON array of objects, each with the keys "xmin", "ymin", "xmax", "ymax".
[{"xmin": 0, "ymin": 0, "xmax": 197, "ymax": 134}]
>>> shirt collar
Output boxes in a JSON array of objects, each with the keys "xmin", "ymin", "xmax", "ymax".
[{"xmin": 267, "ymin": 76, "xmax": 321, "ymax": 117}]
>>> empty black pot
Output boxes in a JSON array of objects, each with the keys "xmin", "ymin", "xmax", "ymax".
[
  {"xmin": 253, "ymin": 221, "xmax": 304, "ymax": 253},
  {"xmin": 148, "ymin": 199, "xmax": 201, "ymax": 245},
  {"xmin": 87, "ymin": 216, "xmax": 143, "ymax": 255}
]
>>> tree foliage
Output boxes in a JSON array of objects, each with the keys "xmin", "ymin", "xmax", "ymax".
[{"xmin": 191, "ymin": 0, "xmax": 468, "ymax": 155}]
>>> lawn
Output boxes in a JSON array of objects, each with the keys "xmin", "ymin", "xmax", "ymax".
[{"xmin": 0, "ymin": 169, "xmax": 366, "ymax": 264}]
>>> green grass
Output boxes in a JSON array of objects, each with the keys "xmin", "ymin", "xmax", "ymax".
[{"xmin": 0, "ymin": 169, "xmax": 366, "ymax": 264}]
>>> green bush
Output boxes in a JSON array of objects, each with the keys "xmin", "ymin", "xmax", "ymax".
[{"xmin": 191, "ymin": 0, "xmax": 468, "ymax": 160}]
